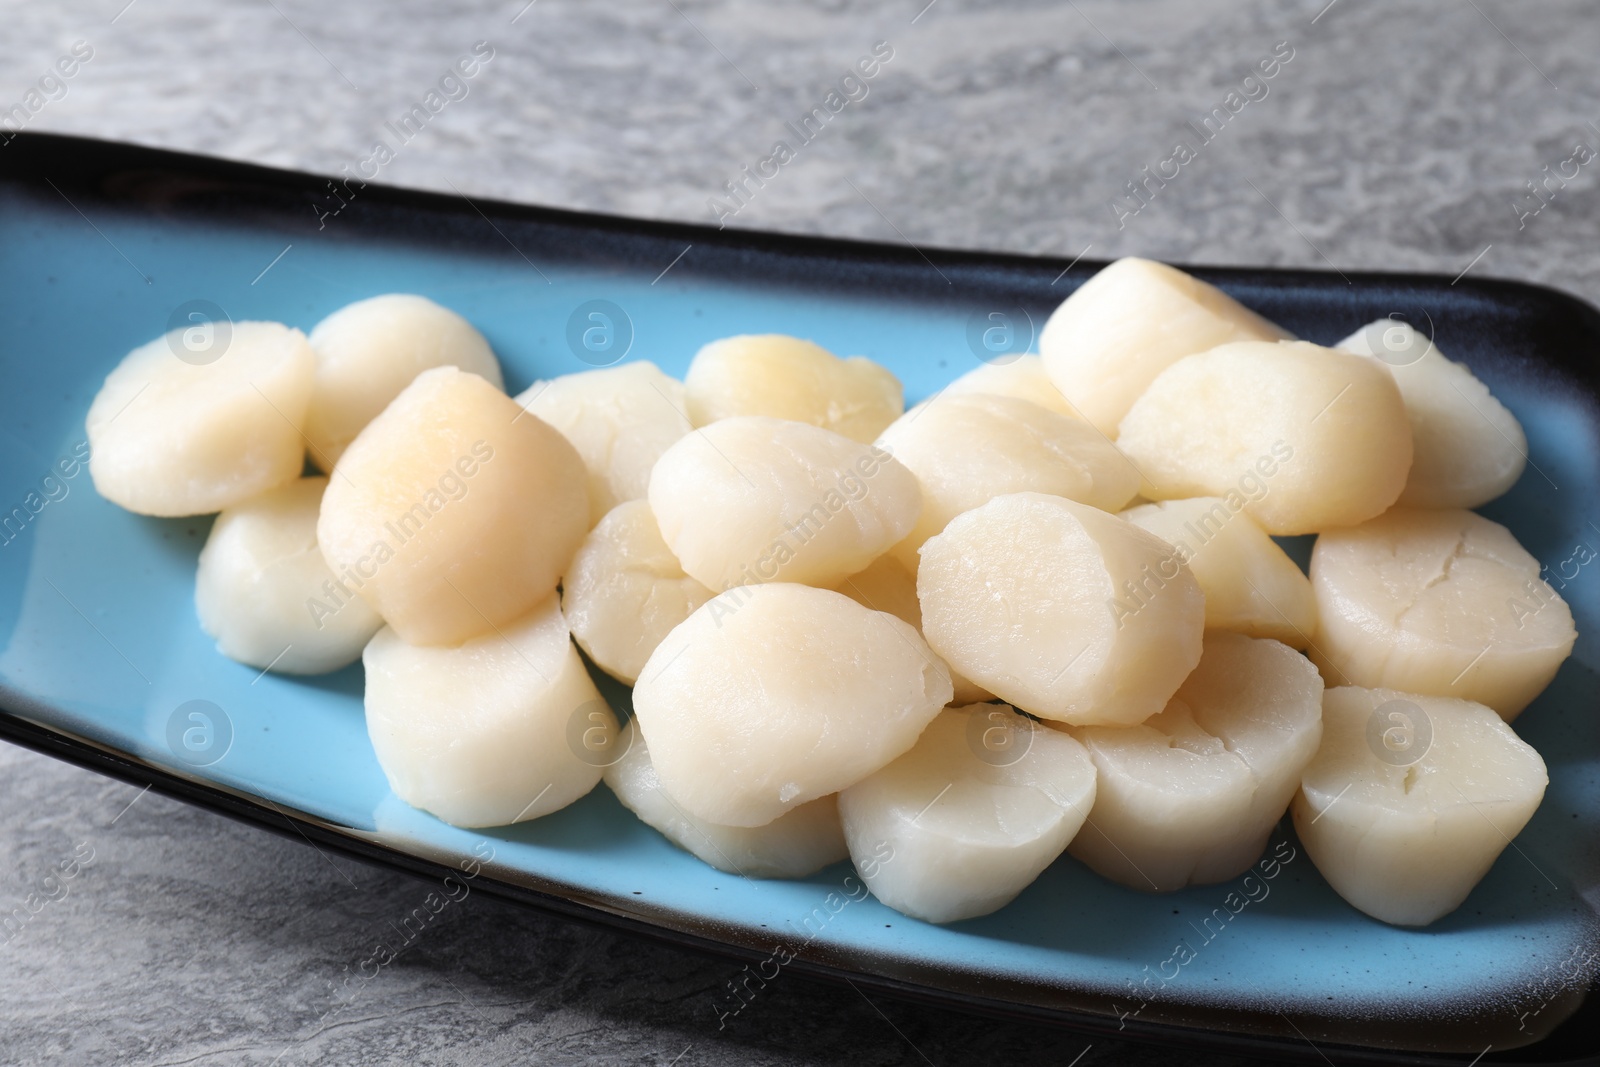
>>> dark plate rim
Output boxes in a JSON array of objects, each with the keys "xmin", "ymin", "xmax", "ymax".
[
  {"xmin": 7, "ymin": 129, "xmax": 1595, "ymax": 305},
  {"xmin": 1, "ymin": 130, "xmax": 1597, "ymax": 1066}
]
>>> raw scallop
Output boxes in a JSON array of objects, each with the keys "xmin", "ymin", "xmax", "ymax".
[
  {"xmin": 87, "ymin": 322, "xmax": 315, "ymax": 516},
  {"xmin": 1293, "ymin": 686, "xmax": 1547, "ymax": 926},
  {"xmin": 364, "ymin": 596, "xmax": 614, "ymax": 828},
  {"xmin": 840, "ymin": 704, "xmax": 1097, "ymax": 923},
  {"xmin": 1068, "ymin": 632, "xmax": 1323, "ymax": 891},
  {"xmin": 632, "ymin": 583, "xmax": 951, "ymax": 827},
  {"xmin": 195, "ymin": 476, "xmax": 382, "ymax": 674}
]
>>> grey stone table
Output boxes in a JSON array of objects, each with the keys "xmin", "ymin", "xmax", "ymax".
[{"xmin": 3, "ymin": 1, "xmax": 1598, "ymax": 1063}]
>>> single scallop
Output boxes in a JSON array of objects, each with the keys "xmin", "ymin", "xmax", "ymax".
[
  {"xmin": 194, "ymin": 476, "xmax": 382, "ymax": 674},
  {"xmin": 944, "ymin": 354, "xmax": 1079, "ymax": 418},
  {"xmin": 839, "ymin": 703, "xmax": 1097, "ymax": 923},
  {"xmin": 1067, "ymin": 632, "xmax": 1324, "ymax": 891},
  {"xmin": 1336, "ymin": 319, "xmax": 1527, "ymax": 508},
  {"xmin": 919, "ymin": 492, "xmax": 1204, "ymax": 726},
  {"xmin": 516, "ymin": 361, "xmax": 692, "ymax": 526},
  {"xmin": 86, "ymin": 321, "xmax": 315, "ymax": 516},
  {"xmin": 605, "ymin": 720, "xmax": 848, "ymax": 879},
  {"xmin": 647, "ymin": 416, "xmax": 921, "ymax": 591},
  {"xmin": 561, "ymin": 500, "xmax": 713, "ymax": 685},
  {"xmin": 304, "ymin": 294, "xmax": 503, "ymax": 472},
  {"xmin": 876, "ymin": 392, "xmax": 1139, "ymax": 569},
  {"xmin": 1040, "ymin": 258, "xmax": 1290, "ymax": 435},
  {"xmin": 831, "ymin": 554, "xmax": 992, "ymax": 704},
  {"xmin": 1121, "ymin": 497, "xmax": 1316, "ymax": 648},
  {"xmin": 317, "ymin": 366, "xmax": 588, "ymax": 647},
  {"xmin": 1293, "ymin": 686, "xmax": 1548, "ymax": 926},
  {"xmin": 632, "ymin": 583, "xmax": 952, "ymax": 828},
  {"xmin": 1116, "ymin": 340, "xmax": 1413, "ymax": 535},
  {"xmin": 1309, "ymin": 508, "xmax": 1576, "ymax": 720},
  {"xmin": 684, "ymin": 334, "xmax": 903, "ymax": 442},
  {"xmin": 364, "ymin": 595, "xmax": 614, "ymax": 828}
]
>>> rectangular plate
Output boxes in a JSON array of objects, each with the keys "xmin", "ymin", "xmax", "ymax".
[{"xmin": 2, "ymin": 133, "xmax": 1597, "ymax": 1065}]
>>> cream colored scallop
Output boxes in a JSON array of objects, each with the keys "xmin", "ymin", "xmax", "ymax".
[
  {"xmin": 317, "ymin": 367, "xmax": 588, "ymax": 647},
  {"xmin": 876, "ymin": 393, "xmax": 1139, "ymax": 569},
  {"xmin": 1040, "ymin": 258, "xmax": 1290, "ymax": 435},
  {"xmin": 647, "ymin": 416, "xmax": 921, "ymax": 591},
  {"xmin": 919, "ymin": 492, "xmax": 1204, "ymax": 726},
  {"xmin": 1121, "ymin": 497, "xmax": 1316, "ymax": 647},
  {"xmin": 1292, "ymin": 686, "xmax": 1548, "ymax": 926},
  {"xmin": 632, "ymin": 583, "xmax": 952, "ymax": 828},
  {"xmin": 684, "ymin": 334, "xmax": 902, "ymax": 442},
  {"xmin": 1068, "ymin": 632, "xmax": 1323, "ymax": 891},
  {"xmin": 605, "ymin": 721, "xmax": 848, "ymax": 879},
  {"xmin": 1309, "ymin": 508, "xmax": 1575, "ymax": 721},
  {"xmin": 1336, "ymin": 319, "xmax": 1527, "ymax": 508},
  {"xmin": 86, "ymin": 322, "xmax": 315, "ymax": 516},
  {"xmin": 195, "ymin": 477, "xmax": 382, "ymax": 674},
  {"xmin": 364, "ymin": 596, "xmax": 614, "ymax": 828},
  {"xmin": 840, "ymin": 704, "xmax": 1097, "ymax": 923},
  {"xmin": 561, "ymin": 500, "xmax": 713, "ymax": 685},
  {"xmin": 831, "ymin": 554, "xmax": 991, "ymax": 704},
  {"xmin": 305, "ymin": 294, "xmax": 503, "ymax": 472},
  {"xmin": 944, "ymin": 354, "xmax": 1078, "ymax": 418},
  {"xmin": 1116, "ymin": 340, "xmax": 1413, "ymax": 535},
  {"xmin": 516, "ymin": 361, "xmax": 692, "ymax": 526}
]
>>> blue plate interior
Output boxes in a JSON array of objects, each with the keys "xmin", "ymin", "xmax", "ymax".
[{"xmin": 2, "ymin": 135, "xmax": 1597, "ymax": 1064}]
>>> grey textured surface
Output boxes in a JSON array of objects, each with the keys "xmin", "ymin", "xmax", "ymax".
[{"xmin": 3, "ymin": 0, "xmax": 1599, "ymax": 1064}]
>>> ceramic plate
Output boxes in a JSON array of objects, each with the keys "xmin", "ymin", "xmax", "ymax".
[{"xmin": 2, "ymin": 133, "xmax": 1596, "ymax": 1065}]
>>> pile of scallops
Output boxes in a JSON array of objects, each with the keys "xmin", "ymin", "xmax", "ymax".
[{"xmin": 85, "ymin": 259, "xmax": 1575, "ymax": 929}]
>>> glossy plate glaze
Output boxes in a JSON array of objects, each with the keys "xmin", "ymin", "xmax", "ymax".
[{"xmin": 1, "ymin": 134, "xmax": 1596, "ymax": 1065}]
